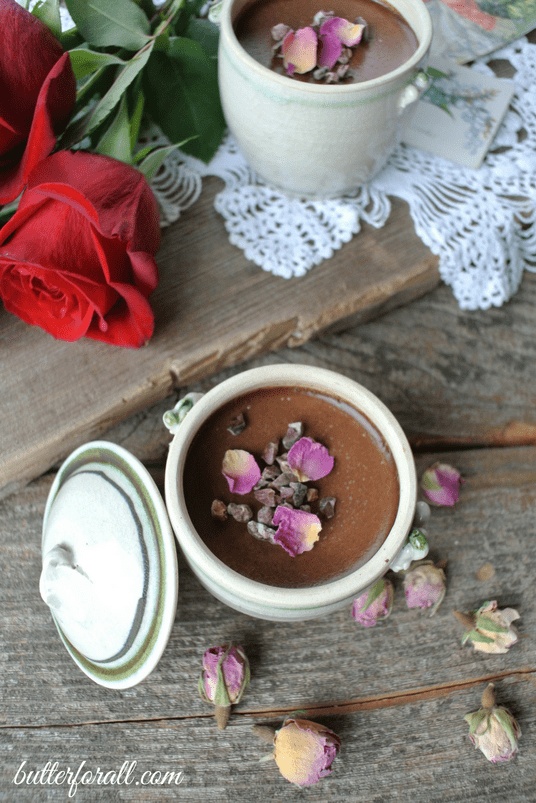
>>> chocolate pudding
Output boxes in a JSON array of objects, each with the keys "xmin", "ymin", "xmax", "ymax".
[
  {"xmin": 234, "ymin": 0, "xmax": 418, "ymax": 83},
  {"xmin": 182, "ymin": 386, "xmax": 399, "ymax": 587}
]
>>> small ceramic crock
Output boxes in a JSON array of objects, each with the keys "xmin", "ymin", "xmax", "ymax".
[
  {"xmin": 218, "ymin": 0, "xmax": 433, "ymax": 198},
  {"xmin": 164, "ymin": 365, "xmax": 417, "ymax": 621}
]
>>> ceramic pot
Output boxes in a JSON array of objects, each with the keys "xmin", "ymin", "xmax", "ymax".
[
  {"xmin": 217, "ymin": 0, "xmax": 432, "ymax": 198},
  {"xmin": 164, "ymin": 365, "xmax": 418, "ymax": 621}
]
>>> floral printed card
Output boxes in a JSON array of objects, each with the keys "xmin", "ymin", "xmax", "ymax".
[{"xmin": 402, "ymin": 59, "xmax": 515, "ymax": 169}]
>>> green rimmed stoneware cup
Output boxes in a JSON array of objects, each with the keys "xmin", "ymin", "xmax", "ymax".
[
  {"xmin": 164, "ymin": 365, "xmax": 417, "ymax": 621},
  {"xmin": 218, "ymin": 0, "xmax": 432, "ymax": 198}
]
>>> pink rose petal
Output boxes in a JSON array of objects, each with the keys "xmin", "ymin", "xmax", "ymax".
[
  {"xmin": 318, "ymin": 32, "xmax": 342, "ymax": 69},
  {"xmin": 272, "ymin": 506, "xmax": 322, "ymax": 556},
  {"xmin": 287, "ymin": 437, "xmax": 334, "ymax": 482},
  {"xmin": 319, "ymin": 16, "xmax": 365, "ymax": 47},
  {"xmin": 222, "ymin": 450, "xmax": 261, "ymax": 495},
  {"xmin": 281, "ymin": 27, "xmax": 318, "ymax": 75}
]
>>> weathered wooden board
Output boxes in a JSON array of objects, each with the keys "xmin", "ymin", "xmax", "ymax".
[
  {"xmin": 0, "ymin": 184, "xmax": 438, "ymax": 499},
  {"xmin": 76, "ymin": 274, "xmax": 536, "ymax": 486},
  {"xmin": 1, "ymin": 445, "xmax": 535, "ymax": 800}
]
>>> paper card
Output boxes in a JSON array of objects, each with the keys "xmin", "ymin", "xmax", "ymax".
[{"xmin": 402, "ymin": 58, "xmax": 515, "ymax": 169}]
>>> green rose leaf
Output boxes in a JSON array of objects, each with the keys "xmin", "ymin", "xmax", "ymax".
[
  {"xmin": 31, "ymin": 0, "xmax": 62, "ymax": 39},
  {"xmin": 82, "ymin": 41, "xmax": 154, "ymax": 137},
  {"xmin": 135, "ymin": 143, "xmax": 192, "ymax": 182},
  {"xmin": 68, "ymin": 48, "xmax": 127, "ymax": 81},
  {"xmin": 185, "ymin": 18, "xmax": 220, "ymax": 58},
  {"xmin": 143, "ymin": 37, "xmax": 225, "ymax": 163},
  {"xmin": 94, "ymin": 95, "xmax": 132, "ymax": 163},
  {"xmin": 65, "ymin": 0, "xmax": 151, "ymax": 51}
]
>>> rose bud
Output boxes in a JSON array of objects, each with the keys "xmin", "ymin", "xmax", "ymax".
[
  {"xmin": 454, "ymin": 600, "xmax": 520, "ymax": 654},
  {"xmin": 198, "ymin": 645, "xmax": 250, "ymax": 730},
  {"xmin": 404, "ymin": 560, "xmax": 446, "ymax": 616},
  {"xmin": 272, "ymin": 718, "xmax": 341, "ymax": 786},
  {"xmin": 351, "ymin": 577, "xmax": 394, "ymax": 627},
  {"xmin": 464, "ymin": 684, "xmax": 521, "ymax": 763},
  {"xmin": 421, "ymin": 462, "xmax": 462, "ymax": 506}
]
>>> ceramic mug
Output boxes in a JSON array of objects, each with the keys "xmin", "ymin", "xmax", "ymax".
[
  {"xmin": 164, "ymin": 365, "xmax": 419, "ymax": 621},
  {"xmin": 217, "ymin": 0, "xmax": 432, "ymax": 198}
]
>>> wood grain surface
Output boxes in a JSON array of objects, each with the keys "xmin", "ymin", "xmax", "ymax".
[
  {"xmin": 0, "ymin": 181, "xmax": 439, "ymax": 500},
  {"xmin": 2, "ymin": 270, "xmax": 536, "ymax": 801}
]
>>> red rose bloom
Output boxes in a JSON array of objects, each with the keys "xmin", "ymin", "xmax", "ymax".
[
  {"xmin": 0, "ymin": 0, "xmax": 76, "ymax": 203},
  {"xmin": 0, "ymin": 151, "xmax": 161, "ymax": 347}
]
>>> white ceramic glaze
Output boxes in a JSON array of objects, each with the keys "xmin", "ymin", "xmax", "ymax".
[
  {"xmin": 218, "ymin": 0, "xmax": 432, "ymax": 198},
  {"xmin": 41, "ymin": 442, "xmax": 178, "ymax": 689},
  {"xmin": 164, "ymin": 365, "xmax": 417, "ymax": 621}
]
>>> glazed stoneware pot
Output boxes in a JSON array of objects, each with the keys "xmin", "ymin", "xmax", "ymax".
[
  {"xmin": 218, "ymin": 0, "xmax": 433, "ymax": 198},
  {"xmin": 164, "ymin": 365, "xmax": 418, "ymax": 621}
]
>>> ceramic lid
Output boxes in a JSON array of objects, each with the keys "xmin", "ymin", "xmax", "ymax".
[{"xmin": 40, "ymin": 441, "xmax": 178, "ymax": 689}]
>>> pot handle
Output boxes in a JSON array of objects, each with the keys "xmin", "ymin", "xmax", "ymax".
[
  {"xmin": 163, "ymin": 392, "xmax": 205, "ymax": 434},
  {"xmin": 397, "ymin": 69, "xmax": 430, "ymax": 114}
]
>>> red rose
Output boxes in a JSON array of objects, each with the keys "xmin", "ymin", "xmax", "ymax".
[
  {"xmin": 0, "ymin": 0, "xmax": 76, "ymax": 204},
  {"xmin": 0, "ymin": 151, "xmax": 161, "ymax": 347}
]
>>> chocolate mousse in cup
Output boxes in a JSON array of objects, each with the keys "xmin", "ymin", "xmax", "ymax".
[
  {"xmin": 217, "ymin": 0, "xmax": 432, "ymax": 198},
  {"xmin": 164, "ymin": 365, "xmax": 417, "ymax": 621}
]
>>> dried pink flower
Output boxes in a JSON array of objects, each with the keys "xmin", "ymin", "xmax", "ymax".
[
  {"xmin": 273, "ymin": 718, "xmax": 341, "ymax": 786},
  {"xmin": 281, "ymin": 27, "xmax": 318, "ymax": 75},
  {"xmin": 352, "ymin": 577, "xmax": 394, "ymax": 627},
  {"xmin": 421, "ymin": 462, "xmax": 462, "ymax": 506},
  {"xmin": 455, "ymin": 600, "xmax": 520, "ymax": 654},
  {"xmin": 198, "ymin": 645, "xmax": 251, "ymax": 729},
  {"xmin": 404, "ymin": 560, "xmax": 446, "ymax": 616},
  {"xmin": 317, "ymin": 31, "xmax": 342, "ymax": 69},
  {"xmin": 272, "ymin": 505, "xmax": 322, "ymax": 556},
  {"xmin": 465, "ymin": 684, "xmax": 521, "ymax": 763},
  {"xmin": 287, "ymin": 437, "xmax": 334, "ymax": 482},
  {"xmin": 319, "ymin": 16, "xmax": 365, "ymax": 47},
  {"xmin": 222, "ymin": 449, "xmax": 261, "ymax": 495}
]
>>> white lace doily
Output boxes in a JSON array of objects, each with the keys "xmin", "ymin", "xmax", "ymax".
[{"xmin": 149, "ymin": 37, "xmax": 536, "ymax": 311}]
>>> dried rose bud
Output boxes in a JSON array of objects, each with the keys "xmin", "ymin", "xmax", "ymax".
[
  {"xmin": 211, "ymin": 499, "xmax": 228, "ymax": 521},
  {"xmin": 227, "ymin": 412, "xmax": 247, "ymax": 436},
  {"xmin": 282, "ymin": 422, "xmax": 304, "ymax": 450},
  {"xmin": 198, "ymin": 645, "xmax": 251, "ymax": 730},
  {"xmin": 404, "ymin": 560, "xmax": 446, "ymax": 616},
  {"xmin": 421, "ymin": 462, "xmax": 462, "ymax": 506},
  {"xmin": 222, "ymin": 449, "xmax": 261, "ymax": 494},
  {"xmin": 352, "ymin": 577, "xmax": 394, "ymax": 627},
  {"xmin": 272, "ymin": 718, "xmax": 341, "ymax": 786},
  {"xmin": 319, "ymin": 496, "xmax": 336, "ymax": 519},
  {"xmin": 454, "ymin": 600, "xmax": 520, "ymax": 654},
  {"xmin": 464, "ymin": 684, "xmax": 521, "ymax": 763},
  {"xmin": 227, "ymin": 502, "xmax": 253, "ymax": 523},
  {"xmin": 262, "ymin": 441, "xmax": 279, "ymax": 465}
]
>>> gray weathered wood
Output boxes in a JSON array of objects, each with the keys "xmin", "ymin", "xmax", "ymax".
[{"xmin": 0, "ymin": 185, "xmax": 438, "ymax": 499}]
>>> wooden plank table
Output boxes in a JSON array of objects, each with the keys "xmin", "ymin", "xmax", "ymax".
[{"xmin": 2, "ymin": 260, "xmax": 536, "ymax": 800}]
